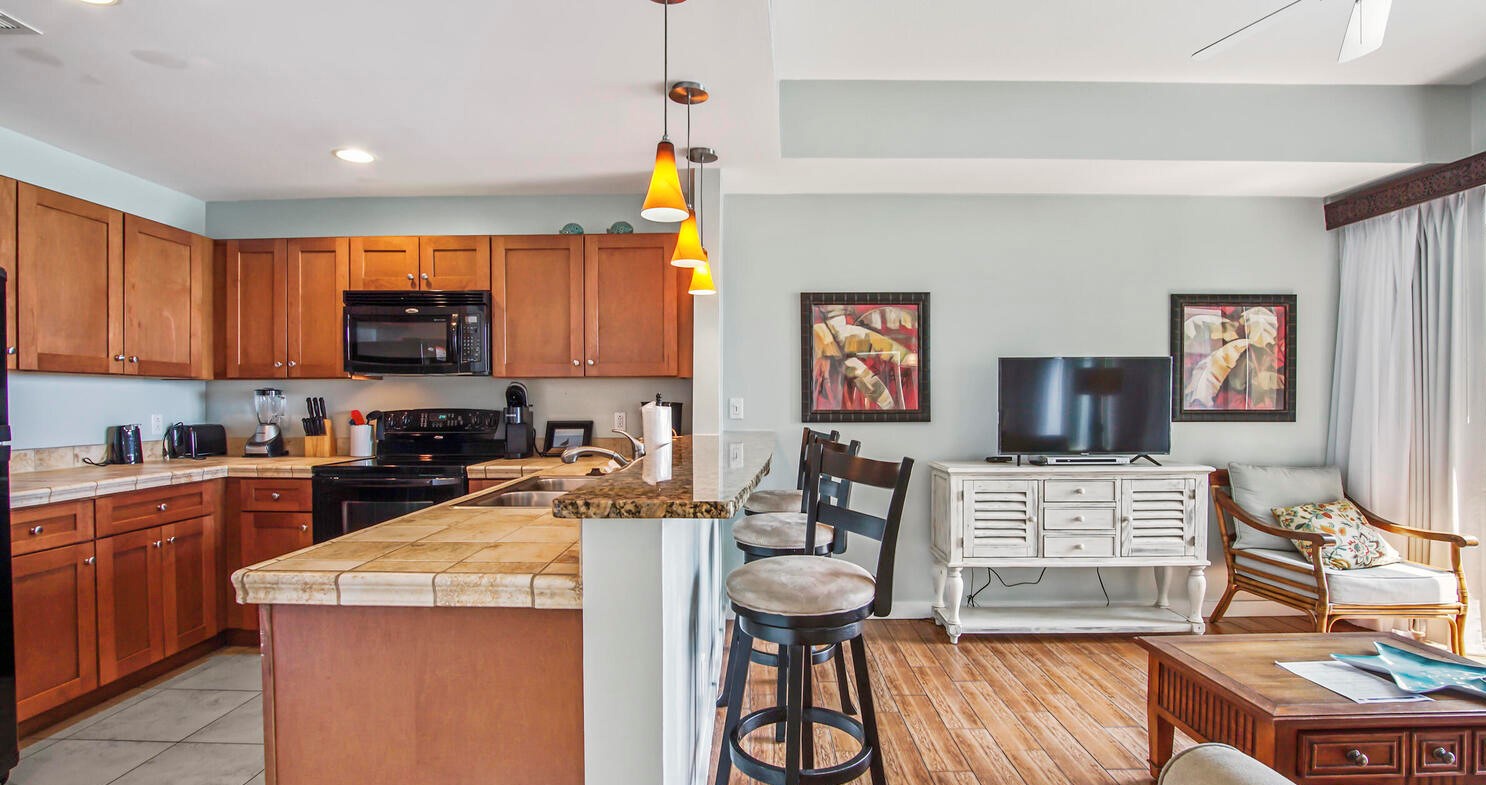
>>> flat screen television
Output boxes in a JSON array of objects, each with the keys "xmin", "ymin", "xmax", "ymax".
[{"xmin": 998, "ymin": 357, "xmax": 1172, "ymax": 456}]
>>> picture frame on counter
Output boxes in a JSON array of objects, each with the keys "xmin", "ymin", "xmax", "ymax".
[{"xmin": 543, "ymin": 420, "xmax": 593, "ymax": 456}]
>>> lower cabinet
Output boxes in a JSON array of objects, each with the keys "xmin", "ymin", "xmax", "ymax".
[
  {"xmin": 226, "ymin": 479, "xmax": 314, "ymax": 632},
  {"xmin": 12, "ymin": 542, "xmax": 98, "ymax": 719},
  {"xmin": 163, "ymin": 515, "xmax": 220, "ymax": 655}
]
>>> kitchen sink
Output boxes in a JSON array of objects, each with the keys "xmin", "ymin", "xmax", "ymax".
[
  {"xmin": 452, "ymin": 475, "xmax": 601, "ymax": 509},
  {"xmin": 523, "ymin": 477, "xmax": 600, "ymax": 491},
  {"xmin": 471, "ymin": 491, "xmax": 567, "ymax": 507}
]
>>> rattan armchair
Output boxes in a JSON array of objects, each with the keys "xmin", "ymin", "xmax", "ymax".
[{"xmin": 1209, "ymin": 470, "xmax": 1478, "ymax": 654}]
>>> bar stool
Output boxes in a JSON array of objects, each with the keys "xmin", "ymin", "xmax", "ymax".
[
  {"xmin": 721, "ymin": 439, "xmax": 860, "ymax": 731},
  {"xmin": 742, "ymin": 428, "xmax": 839, "ymax": 516},
  {"xmin": 716, "ymin": 448, "xmax": 914, "ymax": 785}
]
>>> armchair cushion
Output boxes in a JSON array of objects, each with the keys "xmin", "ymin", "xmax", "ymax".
[
  {"xmin": 1235, "ymin": 548, "xmax": 1458, "ymax": 605},
  {"xmin": 1271, "ymin": 500, "xmax": 1402, "ymax": 570},
  {"xmin": 1228, "ymin": 463, "xmax": 1345, "ymax": 551}
]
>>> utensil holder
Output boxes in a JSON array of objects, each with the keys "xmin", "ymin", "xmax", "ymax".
[
  {"xmin": 349, "ymin": 424, "xmax": 373, "ymax": 457},
  {"xmin": 304, "ymin": 420, "xmax": 336, "ymax": 457}
]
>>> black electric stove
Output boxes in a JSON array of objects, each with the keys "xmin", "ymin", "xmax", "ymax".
[{"xmin": 311, "ymin": 408, "xmax": 507, "ymax": 542}]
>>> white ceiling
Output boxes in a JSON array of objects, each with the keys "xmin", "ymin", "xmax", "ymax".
[
  {"xmin": 773, "ymin": 0, "xmax": 1486, "ymax": 85},
  {"xmin": 0, "ymin": 0, "xmax": 1481, "ymax": 202}
]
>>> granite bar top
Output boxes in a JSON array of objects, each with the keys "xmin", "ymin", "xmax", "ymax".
[
  {"xmin": 232, "ymin": 477, "xmax": 580, "ymax": 610},
  {"xmin": 551, "ymin": 432, "xmax": 775, "ymax": 520}
]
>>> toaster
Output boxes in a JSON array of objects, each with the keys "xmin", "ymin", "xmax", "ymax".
[{"xmin": 164, "ymin": 423, "xmax": 228, "ymax": 459}]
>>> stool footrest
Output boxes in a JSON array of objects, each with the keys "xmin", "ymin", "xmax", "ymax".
[{"xmin": 729, "ymin": 705, "xmax": 873, "ymax": 785}]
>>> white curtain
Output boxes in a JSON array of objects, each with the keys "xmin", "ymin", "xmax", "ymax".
[{"xmin": 1328, "ymin": 185, "xmax": 1486, "ymax": 647}]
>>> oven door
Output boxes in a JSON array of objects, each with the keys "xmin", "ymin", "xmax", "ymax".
[
  {"xmin": 312, "ymin": 475, "xmax": 466, "ymax": 542},
  {"xmin": 344, "ymin": 306, "xmax": 468, "ymax": 375}
]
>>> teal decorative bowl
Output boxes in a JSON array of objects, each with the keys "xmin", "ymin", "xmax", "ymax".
[
  {"xmin": 607, "ymin": 221, "xmax": 634, "ymax": 234},
  {"xmin": 1333, "ymin": 642, "xmax": 1486, "ymax": 699}
]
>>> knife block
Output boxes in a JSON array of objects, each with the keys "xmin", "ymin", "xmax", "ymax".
[{"xmin": 304, "ymin": 420, "xmax": 336, "ymax": 457}]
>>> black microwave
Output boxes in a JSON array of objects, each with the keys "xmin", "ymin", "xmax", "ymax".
[{"xmin": 343, "ymin": 290, "xmax": 491, "ymax": 375}]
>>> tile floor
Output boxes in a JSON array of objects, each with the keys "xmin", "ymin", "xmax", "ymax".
[{"xmin": 14, "ymin": 649, "xmax": 266, "ymax": 785}]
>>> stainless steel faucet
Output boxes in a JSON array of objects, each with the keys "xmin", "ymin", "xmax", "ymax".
[
  {"xmin": 560, "ymin": 446, "xmax": 632, "ymax": 467},
  {"xmin": 611, "ymin": 428, "xmax": 645, "ymax": 459}
]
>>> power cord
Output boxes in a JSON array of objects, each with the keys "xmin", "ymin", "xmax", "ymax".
[
  {"xmin": 1095, "ymin": 567, "xmax": 1111, "ymax": 607},
  {"xmin": 966, "ymin": 567, "xmax": 1048, "ymax": 608}
]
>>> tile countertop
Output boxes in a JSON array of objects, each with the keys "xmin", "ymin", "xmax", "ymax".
[
  {"xmin": 8, "ymin": 454, "xmax": 616, "ymax": 509},
  {"xmin": 552, "ymin": 432, "xmax": 775, "ymax": 519},
  {"xmin": 232, "ymin": 478, "xmax": 581, "ymax": 610}
]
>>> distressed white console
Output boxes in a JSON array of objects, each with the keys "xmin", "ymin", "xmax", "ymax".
[{"xmin": 929, "ymin": 461, "xmax": 1214, "ymax": 642}]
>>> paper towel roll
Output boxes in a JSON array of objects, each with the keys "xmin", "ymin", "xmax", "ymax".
[{"xmin": 642, "ymin": 402, "xmax": 672, "ymax": 449}]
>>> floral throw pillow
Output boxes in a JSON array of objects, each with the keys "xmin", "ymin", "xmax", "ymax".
[{"xmin": 1270, "ymin": 499, "xmax": 1402, "ymax": 570}]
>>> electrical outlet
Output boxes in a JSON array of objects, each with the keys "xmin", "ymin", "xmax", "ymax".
[
  {"xmin": 613, "ymin": 411, "xmax": 627, "ymax": 432},
  {"xmin": 729, "ymin": 442, "xmax": 745, "ymax": 469},
  {"xmin": 729, "ymin": 397, "xmax": 744, "ymax": 420},
  {"xmin": 149, "ymin": 414, "xmax": 164, "ymax": 436}
]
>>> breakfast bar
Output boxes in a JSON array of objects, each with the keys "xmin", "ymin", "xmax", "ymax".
[{"xmin": 231, "ymin": 433, "xmax": 773, "ymax": 785}]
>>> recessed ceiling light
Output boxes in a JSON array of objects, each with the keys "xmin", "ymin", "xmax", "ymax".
[
  {"xmin": 78, "ymin": 0, "xmax": 120, "ymax": 6},
  {"xmin": 332, "ymin": 148, "xmax": 376, "ymax": 164}
]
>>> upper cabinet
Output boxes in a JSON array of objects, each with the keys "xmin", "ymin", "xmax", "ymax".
[
  {"xmin": 122, "ymin": 215, "xmax": 208, "ymax": 377},
  {"xmin": 221, "ymin": 238, "xmax": 347, "ymax": 379},
  {"xmin": 585, "ymin": 234, "xmax": 679, "ymax": 377},
  {"xmin": 1, "ymin": 176, "xmax": 15, "ymax": 369},
  {"xmin": 351, "ymin": 235, "xmax": 490, "ymax": 291},
  {"xmin": 492, "ymin": 235, "xmax": 585, "ymax": 378},
  {"xmin": 17, "ymin": 184, "xmax": 123, "ymax": 374}
]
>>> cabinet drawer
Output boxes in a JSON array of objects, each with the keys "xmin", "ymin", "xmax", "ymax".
[
  {"xmin": 95, "ymin": 482, "xmax": 215, "ymax": 537},
  {"xmin": 1043, "ymin": 479, "xmax": 1116, "ymax": 503},
  {"xmin": 1041, "ymin": 535, "xmax": 1114, "ymax": 558},
  {"xmin": 1300, "ymin": 731, "xmax": 1404, "ymax": 778},
  {"xmin": 1041, "ymin": 506, "xmax": 1116, "ymax": 531},
  {"xmin": 239, "ymin": 479, "xmax": 312, "ymax": 512},
  {"xmin": 1414, "ymin": 731, "xmax": 1466, "ymax": 776},
  {"xmin": 11, "ymin": 500, "xmax": 95, "ymax": 555}
]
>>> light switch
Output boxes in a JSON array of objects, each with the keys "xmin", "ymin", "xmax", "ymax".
[{"xmin": 729, "ymin": 398, "xmax": 744, "ymax": 420}]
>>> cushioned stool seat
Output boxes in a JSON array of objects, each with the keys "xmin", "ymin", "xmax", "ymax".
[
  {"xmin": 727, "ymin": 555, "xmax": 876, "ymax": 617},
  {"xmin": 733, "ymin": 513, "xmax": 834, "ymax": 552},
  {"xmin": 745, "ymin": 489, "xmax": 806, "ymax": 515}
]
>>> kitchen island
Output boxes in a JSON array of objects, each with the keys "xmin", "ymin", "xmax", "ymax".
[{"xmin": 232, "ymin": 433, "xmax": 773, "ymax": 785}]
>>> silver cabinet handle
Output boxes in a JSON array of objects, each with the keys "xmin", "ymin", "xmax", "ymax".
[
  {"xmin": 572, "ymin": 359, "xmax": 580, "ymax": 366},
  {"xmin": 157, "ymin": 503, "xmax": 168, "ymax": 511},
  {"xmin": 420, "ymin": 273, "xmax": 430, "ymax": 280},
  {"xmin": 299, "ymin": 523, "xmax": 309, "ymax": 532},
  {"xmin": 28, "ymin": 525, "xmax": 43, "ymax": 535},
  {"xmin": 273, "ymin": 361, "xmax": 284, "ymax": 368},
  {"xmin": 586, "ymin": 359, "xmax": 595, "ymax": 366},
  {"xmin": 166, "ymin": 536, "xmax": 176, "ymax": 544},
  {"xmin": 1073, "ymin": 543, "xmax": 1086, "ymax": 550},
  {"xmin": 151, "ymin": 540, "xmax": 162, "ymax": 548},
  {"xmin": 83, "ymin": 556, "xmax": 95, "ymax": 566},
  {"xmin": 1432, "ymin": 747, "xmax": 1457, "ymax": 765},
  {"xmin": 1025, "ymin": 515, "xmax": 1035, "ymax": 523},
  {"xmin": 287, "ymin": 360, "xmax": 297, "ymax": 368},
  {"xmin": 406, "ymin": 273, "xmax": 415, "ymax": 280},
  {"xmin": 1074, "ymin": 487, "xmax": 1086, "ymax": 495},
  {"xmin": 114, "ymin": 354, "xmax": 126, "ymax": 361},
  {"xmin": 1073, "ymin": 515, "xmax": 1085, "ymax": 522},
  {"xmin": 1346, "ymin": 750, "xmax": 1368, "ymax": 767},
  {"xmin": 270, "ymin": 492, "xmax": 282, "ymax": 501},
  {"xmin": 128, "ymin": 355, "xmax": 138, "ymax": 363},
  {"xmin": 6, "ymin": 346, "xmax": 14, "ymax": 355}
]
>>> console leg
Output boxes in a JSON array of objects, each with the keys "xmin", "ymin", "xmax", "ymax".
[
  {"xmin": 1186, "ymin": 566, "xmax": 1207, "ymax": 633},
  {"xmin": 1154, "ymin": 566, "xmax": 1171, "ymax": 609},
  {"xmin": 932, "ymin": 563, "xmax": 948, "ymax": 616},
  {"xmin": 944, "ymin": 567, "xmax": 964, "ymax": 643}
]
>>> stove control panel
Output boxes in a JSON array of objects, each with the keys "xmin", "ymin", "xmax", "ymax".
[{"xmin": 377, "ymin": 409, "xmax": 504, "ymax": 434}]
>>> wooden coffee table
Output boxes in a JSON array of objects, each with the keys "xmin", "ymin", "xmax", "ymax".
[{"xmin": 1138, "ymin": 633, "xmax": 1486, "ymax": 783}]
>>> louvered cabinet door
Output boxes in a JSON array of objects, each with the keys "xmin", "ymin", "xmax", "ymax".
[
  {"xmin": 964, "ymin": 480, "xmax": 1037, "ymax": 558},
  {"xmin": 1122, "ymin": 478, "xmax": 1197, "ymax": 557}
]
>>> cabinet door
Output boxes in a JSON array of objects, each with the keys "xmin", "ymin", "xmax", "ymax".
[
  {"xmin": 17, "ymin": 184, "xmax": 124, "ymax": 374},
  {"xmin": 162, "ymin": 515, "xmax": 220, "ymax": 655},
  {"xmin": 286, "ymin": 237, "xmax": 348, "ymax": 378},
  {"xmin": 223, "ymin": 239, "xmax": 287, "ymax": 378},
  {"xmin": 1121, "ymin": 478, "xmax": 1197, "ymax": 557},
  {"xmin": 349, "ymin": 236, "xmax": 419, "ymax": 290},
  {"xmin": 122, "ymin": 215, "xmax": 198, "ymax": 377},
  {"xmin": 1, "ymin": 176, "xmax": 16, "ymax": 368},
  {"xmin": 13, "ymin": 542, "xmax": 98, "ymax": 720},
  {"xmin": 964, "ymin": 480, "xmax": 1037, "ymax": 558},
  {"xmin": 584, "ymin": 234, "xmax": 678, "ymax": 376},
  {"xmin": 491, "ymin": 235, "xmax": 584, "ymax": 377},
  {"xmin": 234, "ymin": 512, "xmax": 313, "ymax": 631},
  {"xmin": 420, "ymin": 235, "xmax": 490, "ymax": 290},
  {"xmin": 96, "ymin": 527, "xmax": 166, "ymax": 684}
]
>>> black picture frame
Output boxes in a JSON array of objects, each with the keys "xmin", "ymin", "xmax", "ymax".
[
  {"xmin": 800, "ymin": 291, "xmax": 931, "ymax": 423},
  {"xmin": 1170, "ymin": 293, "xmax": 1297, "ymax": 422},
  {"xmin": 542, "ymin": 420, "xmax": 593, "ymax": 456}
]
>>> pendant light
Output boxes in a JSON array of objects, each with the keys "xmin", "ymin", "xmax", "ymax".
[
  {"xmin": 687, "ymin": 146, "xmax": 718, "ymax": 296},
  {"xmin": 640, "ymin": 0, "xmax": 689, "ymax": 223},
  {"xmin": 670, "ymin": 81, "xmax": 709, "ymax": 268}
]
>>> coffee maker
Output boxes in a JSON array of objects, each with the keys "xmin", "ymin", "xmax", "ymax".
[
  {"xmin": 245, "ymin": 387, "xmax": 288, "ymax": 457},
  {"xmin": 502, "ymin": 382, "xmax": 536, "ymax": 459}
]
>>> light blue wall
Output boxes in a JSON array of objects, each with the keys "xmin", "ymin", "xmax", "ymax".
[
  {"xmin": 1472, "ymin": 77, "xmax": 1486, "ymax": 152},
  {"xmin": 206, "ymin": 195, "xmax": 666, "ymax": 238}
]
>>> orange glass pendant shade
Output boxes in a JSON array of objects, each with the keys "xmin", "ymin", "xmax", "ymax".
[
  {"xmin": 671, "ymin": 210, "xmax": 706, "ymax": 267},
  {"xmin": 687, "ymin": 260, "xmax": 716, "ymax": 296},
  {"xmin": 641, "ymin": 140, "xmax": 688, "ymax": 223}
]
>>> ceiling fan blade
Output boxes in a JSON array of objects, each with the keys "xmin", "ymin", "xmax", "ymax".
[
  {"xmin": 1192, "ymin": 0, "xmax": 1309, "ymax": 61},
  {"xmin": 1338, "ymin": 0, "xmax": 1392, "ymax": 62}
]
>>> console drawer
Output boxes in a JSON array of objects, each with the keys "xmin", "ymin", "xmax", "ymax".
[
  {"xmin": 95, "ymin": 482, "xmax": 215, "ymax": 537},
  {"xmin": 1299, "ymin": 731, "xmax": 1403, "ymax": 778},
  {"xmin": 1041, "ymin": 535, "xmax": 1114, "ymax": 558},
  {"xmin": 1414, "ymin": 731, "xmax": 1466, "ymax": 776},
  {"xmin": 1044, "ymin": 479, "xmax": 1116, "ymax": 503},
  {"xmin": 1041, "ymin": 506, "xmax": 1116, "ymax": 531}
]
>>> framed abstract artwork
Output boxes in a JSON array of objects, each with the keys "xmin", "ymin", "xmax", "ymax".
[
  {"xmin": 800, "ymin": 292, "xmax": 930, "ymax": 423},
  {"xmin": 1170, "ymin": 293, "xmax": 1296, "ymax": 422}
]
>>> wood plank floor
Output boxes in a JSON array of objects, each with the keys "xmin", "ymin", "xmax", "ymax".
[{"xmin": 709, "ymin": 615, "xmax": 1348, "ymax": 785}]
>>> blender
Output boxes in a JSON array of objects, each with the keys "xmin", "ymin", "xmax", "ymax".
[{"xmin": 245, "ymin": 387, "xmax": 288, "ymax": 457}]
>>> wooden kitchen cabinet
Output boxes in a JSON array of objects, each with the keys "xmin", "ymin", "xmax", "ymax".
[
  {"xmin": 221, "ymin": 239, "xmax": 287, "ymax": 378},
  {"xmin": 420, "ymin": 235, "xmax": 490, "ymax": 290},
  {"xmin": 584, "ymin": 234, "xmax": 678, "ymax": 377},
  {"xmin": 349, "ymin": 236, "xmax": 419, "ymax": 289},
  {"xmin": 1, "ymin": 176, "xmax": 15, "ymax": 369},
  {"xmin": 16, "ymin": 184, "xmax": 123, "ymax": 374},
  {"xmin": 12, "ymin": 542, "xmax": 99, "ymax": 720},
  {"xmin": 286, "ymin": 237, "xmax": 349, "ymax": 378},
  {"xmin": 492, "ymin": 235, "xmax": 585, "ymax": 377},
  {"xmin": 231, "ymin": 512, "xmax": 312, "ymax": 631},
  {"xmin": 162, "ymin": 515, "xmax": 220, "ymax": 655},
  {"xmin": 11, "ymin": 499, "xmax": 95, "ymax": 556},
  {"xmin": 122, "ymin": 214, "xmax": 206, "ymax": 378},
  {"xmin": 95, "ymin": 527, "xmax": 167, "ymax": 684}
]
